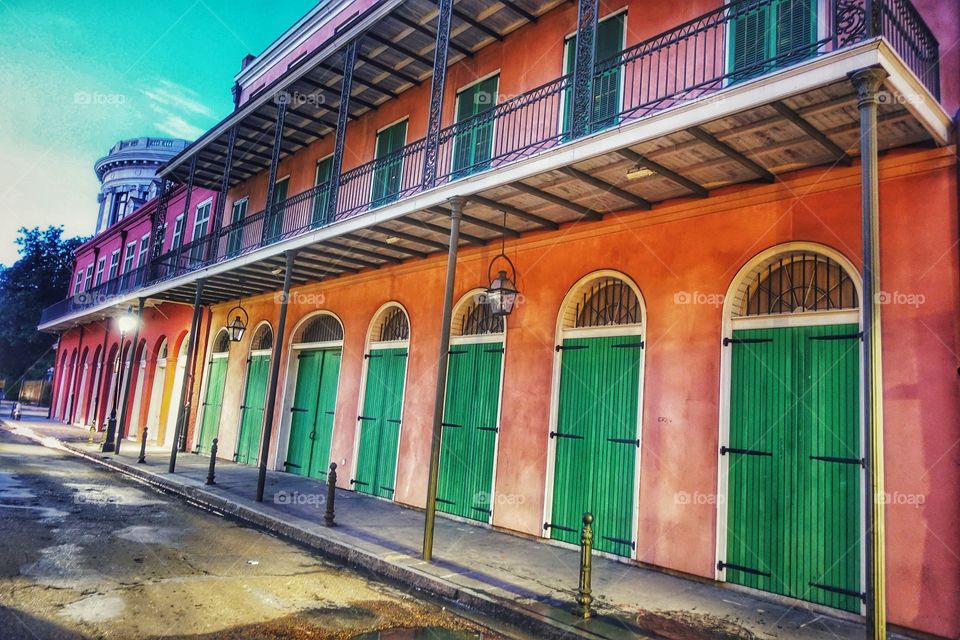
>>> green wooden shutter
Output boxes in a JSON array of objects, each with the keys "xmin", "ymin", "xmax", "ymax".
[
  {"xmin": 354, "ymin": 347, "xmax": 408, "ymax": 498},
  {"xmin": 265, "ymin": 178, "xmax": 289, "ymax": 242},
  {"xmin": 550, "ymin": 334, "xmax": 641, "ymax": 556},
  {"xmin": 561, "ymin": 13, "xmax": 625, "ymax": 137},
  {"xmin": 312, "ymin": 156, "xmax": 333, "ymax": 225},
  {"xmin": 236, "ymin": 354, "xmax": 270, "ymax": 465},
  {"xmin": 725, "ymin": 325, "xmax": 861, "ymax": 613},
  {"xmin": 197, "ymin": 358, "xmax": 227, "ymax": 453},
  {"xmin": 371, "ymin": 121, "xmax": 407, "ymax": 208},
  {"xmin": 308, "ymin": 349, "xmax": 341, "ymax": 479},
  {"xmin": 451, "ymin": 75, "xmax": 499, "ymax": 178},
  {"xmin": 730, "ymin": 0, "xmax": 816, "ymax": 82},
  {"xmin": 437, "ymin": 342, "xmax": 504, "ymax": 521},
  {"xmin": 286, "ymin": 351, "xmax": 322, "ymax": 474}
]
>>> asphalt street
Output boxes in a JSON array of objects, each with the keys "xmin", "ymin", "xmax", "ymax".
[{"xmin": 0, "ymin": 425, "xmax": 496, "ymax": 640}]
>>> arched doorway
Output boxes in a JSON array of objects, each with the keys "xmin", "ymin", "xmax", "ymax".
[
  {"xmin": 126, "ymin": 340, "xmax": 148, "ymax": 440},
  {"xmin": 352, "ymin": 304, "xmax": 410, "ymax": 500},
  {"xmin": 54, "ymin": 351, "xmax": 70, "ymax": 421},
  {"xmin": 73, "ymin": 348, "xmax": 90, "ymax": 425},
  {"xmin": 283, "ymin": 313, "xmax": 344, "ymax": 479},
  {"xmin": 435, "ymin": 291, "xmax": 506, "ymax": 522},
  {"xmin": 544, "ymin": 272, "xmax": 645, "ymax": 557},
  {"xmin": 163, "ymin": 335, "xmax": 189, "ymax": 449},
  {"xmin": 234, "ymin": 323, "xmax": 273, "ymax": 465},
  {"xmin": 145, "ymin": 339, "xmax": 168, "ymax": 443},
  {"xmin": 717, "ymin": 245, "xmax": 862, "ymax": 613},
  {"xmin": 83, "ymin": 345, "xmax": 102, "ymax": 426},
  {"xmin": 195, "ymin": 330, "xmax": 231, "ymax": 453}
]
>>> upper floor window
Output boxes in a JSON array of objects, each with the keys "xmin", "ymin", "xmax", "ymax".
[
  {"xmin": 73, "ymin": 270, "xmax": 84, "ymax": 295},
  {"xmin": 84, "ymin": 265, "xmax": 93, "ymax": 291},
  {"xmin": 123, "ymin": 241, "xmax": 136, "ymax": 274},
  {"xmin": 193, "ymin": 200, "xmax": 212, "ymax": 241},
  {"xmin": 171, "ymin": 214, "xmax": 186, "ymax": 249},
  {"xmin": 562, "ymin": 11, "xmax": 625, "ymax": 134},
  {"xmin": 109, "ymin": 192, "xmax": 128, "ymax": 226},
  {"xmin": 371, "ymin": 119, "xmax": 408, "ymax": 208},
  {"xmin": 108, "ymin": 250, "xmax": 121, "ymax": 279},
  {"xmin": 452, "ymin": 75, "xmax": 499, "ymax": 178},
  {"xmin": 137, "ymin": 234, "xmax": 150, "ymax": 267},
  {"xmin": 94, "ymin": 258, "xmax": 106, "ymax": 286},
  {"xmin": 729, "ymin": 0, "xmax": 818, "ymax": 82},
  {"xmin": 226, "ymin": 198, "xmax": 248, "ymax": 257}
]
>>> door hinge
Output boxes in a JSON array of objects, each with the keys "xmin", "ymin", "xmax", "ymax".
[
  {"xmin": 809, "ymin": 582, "xmax": 866, "ymax": 601},
  {"xmin": 290, "ymin": 407, "xmax": 308, "ymax": 413},
  {"xmin": 357, "ymin": 415, "xmax": 375, "ymax": 421},
  {"xmin": 550, "ymin": 431, "xmax": 584, "ymax": 440},
  {"xmin": 448, "ymin": 348, "xmax": 468, "ymax": 355},
  {"xmin": 364, "ymin": 353, "xmax": 382, "ymax": 359},
  {"xmin": 350, "ymin": 479, "xmax": 369, "ymax": 486},
  {"xmin": 720, "ymin": 445, "xmax": 772, "ymax": 457},
  {"xmin": 556, "ymin": 344, "xmax": 589, "ymax": 352},
  {"xmin": 611, "ymin": 341, "xmax": 644, "ymax": 349},
  {"xmin": 601, "ymin": 535, "xmax": 636, "ymax": 550},
  {"xmin": 810, "ymin": 455, "xmax": 864, "ymax": 466},
  {"xmin": 476, "ymin": 426, "xmax": 499, "ymax": 433},
  {"xmin": 607, "ymin": 437, "xmax": 640, "ymax": 447},
  {"xmin": 484, "ymin": 347, "xmax": 505, "ymax": 353},
  {"xmin": 718, "ymin": 560, "xmax": 770, "ymax": 577},
  {"xmin": 441, "ymin": 422, "xmax": 463, "ymax": 429},
  {"xmin": 543, "ymin": 522, "xmax": 577, "ymax": 533},
  {"xmin": 723, "ymin": 337, "xmax": 773, "ymax": 346},
  {"xmin": 808, "ymin": 332, "xmax": 863, "ymax": 341}
]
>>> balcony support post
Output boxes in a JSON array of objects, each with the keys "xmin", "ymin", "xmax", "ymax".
[
  {"xmin": 211, "ymin": 125, "xmax": 237, "ymax": 261},
  {"xmin": 114, "ymin": 297, "xmax": 144, "ymax": 455},
  {"xmin": 181, "ymin": 155, "xmax": 197, "ymax": 242},
  {"xmin": 422, "ymin": 0, "xmax": 454, "ymax": 189},
  {"xmin": 92, "ymin": 321, "xmax": 111, "ymax": 430},
  {"xmin": 851, "ymin": 66, "xmax": 888, "ymax": 640},
  {"xmin": 261, "ymin": 98, "xmax": 288, "ymax": 244},
  {"xmin": 168, "ymin": 280, "xmax": 205, "ymax": 473},
  {"xmin": 149, "ymin": 178, "xmax": 170, "ymax": 278},
  {"xmin": 422, "ymin": 196, "xmax": 463, "ymax": 562},
  {"xmin": 326, "ymin": 39, "xmax": 359, "ymax": 223},
  {"xmin": 571, "ymin": 0, "xmax": 599, "ymax": 138},
  {"xmin": 256, "ymin": 250, "xmax": 297, "ymax": 502}
]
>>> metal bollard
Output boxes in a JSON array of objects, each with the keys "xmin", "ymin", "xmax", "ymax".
[
  {"xmin": 324, "ymin": 462, "xmax": 337, "ymax": 527},
  {"xmin": 137, "ymin": 427, "xmax": 149, "ymax": 464},
  {"xmin": 205, "ymin": 438, "xmax": 219, "ymax": 485},
  {"xmin": 88, "ymin": 426, "xmax": 96, "ymax": 445},
  {"xmin": 576, "ymin": 512, "xmax": 594, "ymax": 619}
]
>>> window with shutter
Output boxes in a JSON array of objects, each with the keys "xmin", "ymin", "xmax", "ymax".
[
  {"xmin": 561, "ymin": 12, "xmax": 625, "ymax": 138},
  {"xmin": 729, "ymin": 0, "xmax": 817, "ymax": 82}
]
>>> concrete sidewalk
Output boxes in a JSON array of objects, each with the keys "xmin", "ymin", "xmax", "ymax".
[{"xmin": 2, "ymin": 411, "xmax": 895, "ymax": 640}]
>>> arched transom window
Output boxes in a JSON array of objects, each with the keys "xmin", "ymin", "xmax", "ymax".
[
  {"xmin": 293, "ymin": 314, "xmax": 344, "ymax": 344},
  {"xmin": 212, "ymin": 330, "xmax": 231, "ymax": 354},
  {"xmin": 373, "ymin": 306, "xmax": 410, "ymax": 342},
  {"xmin": 562, "ymin": 276, "xmax": 642, "ymax": 330},
  {"xmin": 453, "ymin": 293, "xmax": 504, "ymax": 337},
  {"xmin": 735, "ymin": 252, "xmax": 858, "ymax": 317},
  {"xmin": 251, "ymin": 324, "xmax": 273, "ymax": 351}
]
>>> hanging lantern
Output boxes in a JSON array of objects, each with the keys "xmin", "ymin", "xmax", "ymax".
[
  {"xmin": 117, "ymin": 306, "xmax": 137, "ymax": 335},
  {"xmin": 226, "ymin": 300, "xmax": 249, "ymax": 343},
  {"xmin": 485, "ymin": 213, "xmax": 519, "ymax": 318}
]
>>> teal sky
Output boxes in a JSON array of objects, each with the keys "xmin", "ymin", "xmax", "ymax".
[{"xmin": 0, "ymin": 0, "xmax": 317, "ymax": 266}]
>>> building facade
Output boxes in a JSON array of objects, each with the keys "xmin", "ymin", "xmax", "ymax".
[{"xmin": 40, "ymin": 1, "xmax": 960, "ymax": 637}]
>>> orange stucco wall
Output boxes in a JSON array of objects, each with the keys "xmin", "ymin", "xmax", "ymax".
[{"xmin": 161, "ymin": 146, "xmax": 960, "ymax": 638}]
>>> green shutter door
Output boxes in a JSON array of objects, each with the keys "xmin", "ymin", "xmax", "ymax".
[
  {"xmin": 451, "ymin": 76, "xmax": 499, "ymax": 178},
  {"xmin": 197, "ymin": 358, "xmax": 227, "ymax": 453},
  {"xmin": 549, "ymin": 334, "xmax": 642, "ymax": 556},
  {"xmin": 436, "ymin": 342, "xmax": 504, "ymax": 521},
  {"xmin": 235, "ymin": 354, "xmax": 270, "ymax": 465},
  {"xmin": 353, "ymin": 347, "xmax": 408, "ymax": 498},
  {"xmin": 265, "ymin": 178, "xmax": 289, "ymax": 242},
  {"xmin": 724, "ymin": 324, "xmax": 861, "ymax": 613},
  {"xmin": 370, "ymin": 121, "xmax": 407, "ymax": 208},
  {"xmin": 285, "ymin": 349, "xmax": 342, "ymax": 480},
  {"xmin": 562, "ymin": 13, "xmax": 625, "ymax": 136},
  {"xmin": 312, "ymin": 156, "xmax": 333, "ymax": 225},
  {"xmin": 730, "ymin": 0, "xmax": 816, "ymax": 82}
]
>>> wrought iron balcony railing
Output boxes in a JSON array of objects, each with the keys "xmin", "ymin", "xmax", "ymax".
[{"xmin": 40, "ymin": 0, "xmax": 939, "ymax": 326}]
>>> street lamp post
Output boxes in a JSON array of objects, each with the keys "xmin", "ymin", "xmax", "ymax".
[{"xmin": 101, "ymin": 309, "xmax": 137, "ymax": 453}]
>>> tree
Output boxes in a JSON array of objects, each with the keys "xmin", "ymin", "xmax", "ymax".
[{"xmin": 0, "ymin": 227, "xmax": 86, "ymax": 397}]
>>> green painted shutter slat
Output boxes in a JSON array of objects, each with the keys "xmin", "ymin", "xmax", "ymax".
[
  {"xmin": 451, "ymin": 75, "xmax": 499, "ymax": 178},
  {"xmin": 725, "ymin": 324, "xmax": 860, "ymax": 613},
  {"xmin": 236, "ymin": 354, "xmax": 270, "ymax": 465},
  {"xmin": 197, "ymin": 359, "xmax": 227, "ymax": 453},
  {"xmin": 371, "ymin": 121, "xmax": 407, "ymax": 208},
  {"xmin": 266, "ymin": 178, "xmax": 289, "ymax": 241},
  {"xmin": 730, "ymin": 0, "xmax": 816, "ymax": 82},
  {"xmin": 355, "ymin": 347, "xmax": 408, "ymax": 498},
  {"xmin": 437, "ymin": 341, "xmax": 504, "ymax": 520},
  {"xmin": 550, "ymin": 334, "xmax": 640, "ymax": 556}
]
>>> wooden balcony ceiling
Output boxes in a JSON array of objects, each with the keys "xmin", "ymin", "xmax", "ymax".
[
  {"xmin": 152, "ymin": 76, "xmax": 935, "ymax": 309},
  {"xmin": 164, "ymin": 0, "xmax": 567, "ymax": 190}
]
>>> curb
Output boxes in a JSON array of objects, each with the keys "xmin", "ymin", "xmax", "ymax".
[{"xmin": 5, "ymin": 422, "xmax": 634, "ymax": 640}]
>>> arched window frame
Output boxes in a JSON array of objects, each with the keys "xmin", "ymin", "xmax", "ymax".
[{"xmin": 365, "ymin": 302, "xmax": 411, "ymax": 350}]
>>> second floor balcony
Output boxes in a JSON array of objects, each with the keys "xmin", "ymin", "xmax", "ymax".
[{"xmin": 39, "ymin": 0, "xmax": 949, "ymax": 330}]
